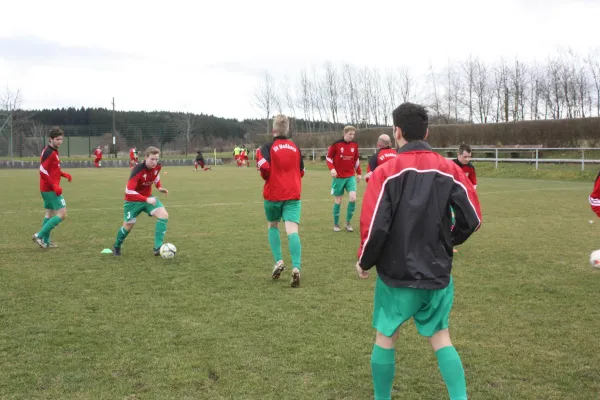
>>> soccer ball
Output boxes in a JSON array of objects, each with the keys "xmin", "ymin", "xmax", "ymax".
[
  {"xmin": 589, "ymin": 249, "xmax": 600, "ymax": 269},
  {"xmin": 160, "ymin": 243, "xmax": 177, "ymax": 259}
]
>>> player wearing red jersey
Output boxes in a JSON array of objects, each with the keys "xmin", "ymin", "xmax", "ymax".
[
  {"xmin": 452, "ymin": 144, "xmax": 477, "ymax": 189},
  {"xmin": 129, "ymin": 147, "xmax": 138, "ymax": 169},
  {"xmin": 326, "ymin": 126, "xmax": 362, "ymax": 232},
  {"xmin": 589, "ymin": 171, "xmax": 600, "ymax": 218},
  {"xmin": 113, "ymin": 146, "xmax": 169, "ymax": 256},
  {"xmin": 365, "ymin": 134, "xmax": 396, "ymax": 183},
  {"xmin": 194, "ymin": 150, "xmax": 211, "ymax": 171},
  {"xmin": 32, "ymin": 127, "xmax": 72, "ymax": 249},
  {"xmin": 256, "ymin": 115, "xmax": 305, "ymax": 288},
  {"xmin": 93, "ymin": 145, "xmax": 103, "ymax": 168}
]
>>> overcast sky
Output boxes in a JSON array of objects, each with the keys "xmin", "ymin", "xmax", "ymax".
[{"xmin": 1, "ymin": 0, "xmax": 598, "ymax": 120}]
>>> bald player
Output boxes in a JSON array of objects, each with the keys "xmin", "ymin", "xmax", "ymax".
[{"xmin": 365, "ymin": 134, "xmax": 397, "ymax": 183}]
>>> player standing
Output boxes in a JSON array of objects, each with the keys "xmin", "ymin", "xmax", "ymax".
[
  {"xmin": 32, "ymin": 126, "xmax": 72, "ymax": 249},
  {"xmin": 113, "ymin": 146, "xmax": 170, "ymax": 256},
  {"xmin": 129, "ymin": 146, "xmax": 138, "ymax": 169},
  {"xmin": 256, "ymin": 115, "xmax": 304, "ymax": 288},
  {"xmin": 233, "ymin": 145, "xmax": 241, "ymax": 167},
  {"xmin": 194, "ymin": 150, "xmax": 211, "ymax": 171},
  {"xmin": 93, "ymin": 145, "xmax": 103, "ymax": 168},
  {"xmin": 356, "ymin": 103, "xmax": 482, "ymax": 400},
  {"xmin": 452, "ymin": 144, "xmax": 477, "ymax": 189},
  {"xmin": 326, "ymin": 126, "xmax": 362, "ymax": 232},
  {"xmin": 365, "ymin": 134, "xmax": 396, "ymax": 183}
]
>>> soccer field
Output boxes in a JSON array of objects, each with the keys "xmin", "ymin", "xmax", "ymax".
[{"xmin": 1, "ymin": 165, "xmax": 599, "ymax": 399}]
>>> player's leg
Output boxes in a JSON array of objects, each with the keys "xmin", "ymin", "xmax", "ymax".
[
  {"xmin": 264, "ymin": 200, "xmax": 284, "ymax": 278},
  {"xmin": 282, "ymin": 200, "xmax": 302, "ymax": 288},
  {"xmin": 114, "ymin": 202, "xmax": 143, "ymax": 255},
  {"xmin": 415, "ymin": 278, "xmax": 467, "ymax": 400},
  {"xmin": 194, "ymin": 161, "xmax": 198, "ymax": 171},
  {"xmin": 345, "ymin": 177, "xmax": 358, "ymax": 232},
  {"xmin": 149, "ymin": 200, "xmax": 169, "ymax": 255},
  {"xmin": 34, "ymin": 193, "xmax": 67, "ymax": 248},
  {"xmin": 331, "ymin": 178, "xmax": 345, "ymax": 231},
  {"xmin": 370, "ymin": 277, "xmax": 421, "ymax": 400}
]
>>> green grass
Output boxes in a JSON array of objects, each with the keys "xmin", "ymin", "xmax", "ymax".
[{"xmin": 1, "ymin": 165, "xmax": 600, "ymax": 399}]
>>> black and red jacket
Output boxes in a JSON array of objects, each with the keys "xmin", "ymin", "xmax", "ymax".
[
  {"xmin": 358, "ymin": 141, "xmax": 482, "ymax": 289},
  {"xmin": 256, "ymin": 136, "xmax": 305, "ymax": 201},
  {"xmin": 452, "ymin": 159, "xmax": 477, "ymax": 188},
  {"xmin": 365, "ymin": 146, "xmax": 397, "ymax": 182}
]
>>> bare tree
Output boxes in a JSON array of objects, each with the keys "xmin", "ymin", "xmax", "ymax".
[
  {"xmin": 428, "ymin": 63, "xmax": 449, "ymax": 123},
  {"xmin": 280, "ymin": 75, "xmax": 297, "ymax": 132},
  {"xmin": 398, "ymin": 66, "xmax": 414, "ymax": 103},
  {"xmin": 30, "ymin": 120, "xmax": 47, "ymax": 154},
  {"xmin": 528, "ymin": 63, "xmax": 543, "ymax": 120},
  {"xmin": 462, "ymin": 56, "xmax": 477, "ymax": 122},
  {"xmin": 175, "ymin": 112, "xmax": 195, "ymax": 157},
  {"xmin": 586, "ymin": 50, "xmax": 600, "ymax": 116},
  {"xmin": 297, "ymin": 68, "xmax": 312, "ymax": 132},
  {"xmin": 252, "ymin": 71, "xmax": 278, "ymax": 134},
  {"xmin": 322, "ymin": 61, "xmax": 340, "ymax": 126},
  {"xmin": 0, "ymin": 86, "xmax": 24, "ymax": 158},
  {"xmin": 473, "ymin": 59, "xmax": 492, "ymax": 123}
]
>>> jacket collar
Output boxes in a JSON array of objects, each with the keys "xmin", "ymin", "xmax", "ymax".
[{"xmin": 397, "ymin": 140, "xmax": 432, "ymax": 154}]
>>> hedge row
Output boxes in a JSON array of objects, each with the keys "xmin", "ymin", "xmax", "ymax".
[{"xmin": 289, "ymin": 117, "xmax": 600, "ymax": 148}]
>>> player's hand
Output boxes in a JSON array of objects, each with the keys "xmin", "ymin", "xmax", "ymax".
[
  {"xmin": 158, "ymin": 187, "xmax": 168, "ymax": 197},
  {"xmin": 62, "ymin": 172, "xmax": 72, "ymax": 182},
  {"xmin": 355, "ymin": 261, "xmax": 369, "ymax": 279},
  {"xmin": 356, "ymin": 175, "xmax": 362, "ymax": 183},
  {"xmin": 330, "ymin": 168, "xmax": 338, "ymax": 178},
  {"xmin": 146, "ymin": 197, "xmax": 157, "ymax": 205},
  {"xmin": 52, "ymin": 184, "xmax": 63, "ymax": 196}
]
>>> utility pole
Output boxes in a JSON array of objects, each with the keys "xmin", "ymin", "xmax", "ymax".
[{"xmin": 112, "ymin": 97, "xmax": 116, "ymax": 158}]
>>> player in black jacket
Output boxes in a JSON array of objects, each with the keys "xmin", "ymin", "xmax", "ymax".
[
  {"xmin": 194, "ymin": 150, "xmax": 211, "ymax": 171},
  {"xmin": 356, "ymin": 102, "xmax": 482, "ymax": 400}
]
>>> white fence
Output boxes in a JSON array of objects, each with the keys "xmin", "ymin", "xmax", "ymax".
[{"xmin": 298, "ymin": 147, "xmax": 600, "ymax": 171}]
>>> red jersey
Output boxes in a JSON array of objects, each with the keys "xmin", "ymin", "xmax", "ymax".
[
  {"xmin": 39, "ymin": 145, "xmax": 66, "ymax": 192},
  {"xmin": 326, "ymin": 139, "xmax": 362, "ymax": 178},
  {"xmin": 130, "ymin": 148, "xmax": 138, "ymax": 160},
  {"xmin": 256, "ymin": 136, "xmax": 304, "ymax": 201},
  {"xmin": 365, "ymin": 147, "xmax": 397, "ymax": 183},
  {"xmin": 590, "ymin": 172, "xmax": 600, "ymax": 217},
  {"xmin": 124, "ymin": 162, "xmax": 163, "ymax": 202},
  {"xmin": 452, "ymin": 159, "xmax": 477, "ymax": 188},
  {"xmin": 93, "ymin": 148, "xmax": 103, "ymax": 158}
]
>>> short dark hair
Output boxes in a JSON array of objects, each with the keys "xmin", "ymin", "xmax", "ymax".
[
  {"xmin": 458, "ymin": 143, "xmax": 472, "ymax": 154},
  {"xmin": 392, "ymin": 103, "xmax": 428, "ymax": 141},
  {"xmin": 49, "ymin": 126, "xmax": 64, "ymax": 139}
]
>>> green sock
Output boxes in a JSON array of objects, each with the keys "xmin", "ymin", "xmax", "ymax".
[
  {"xmin": 288, "ymin": 233, "xmax": 301, "ymax": 270},
  {"xmin": 41, "ymin": 217, "xmax": 50, "ymax": 244},
  {"xmin": 114, "ymin": 226, "xmax": 130, "ymax": 248},
  {"xmin": 347, "ymin": 201, "xmax": 356, "ymax": 222},
  {"xmin": 37, "ymin": 215, "xmax": 62, "ymax": 239},
  {"xmin": 154, "ymin": 218, "xmax": 168, "ymax": 249},
  {"xmin": 435, "ymin": 346, "xmax": 467, "ymax": 400},
  {"xmin": 268, "ymin": 227, "xmax": 283, "ymax": 263},
  {"xmin": 333, "ymin": 203, "xmax": 341, "ymax": 225},
  {"xmin": 371, "ymin": 344, "xmax": 395, "ymax": 400}
]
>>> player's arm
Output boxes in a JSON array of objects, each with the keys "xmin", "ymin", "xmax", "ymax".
[
  {"xmin": 365, "ymin": 152, "xmax": 378, "ymax": 182},
  {"xmin": 589, "ymin": 174, "xmax": 600, "ymax": 217},
  {"xmin": 358, "ymin": 168, "xmax": 392, "ymax": 270},
  {"xmin": 256, "ymin": 146, "xmax": 270, "ymax": 181},
  {"xmin": 354, "ymin": 149, "xmax": 362, "ymax": 176},
  {"xmin": 470, "ymin": 164, "xmax": 477, "ymax": 189},
  {"xmin": 449, "ymin": 172, "xmax": 482, "ymax": 246},
  {"xmin": 299, "ymin": 149, "xmax": 305, "ymax": 178},
  {"xmin": 326, "ymin": 145, "xmax": 336, "ymax": 171},
  {"xmin": 126, "ymin": 172, "xmax": 149, "ymax": 202}
]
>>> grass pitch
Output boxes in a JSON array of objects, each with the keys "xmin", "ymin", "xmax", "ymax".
[{"xmin": 1, "ymin": 164, "xmax": 599, "ymax": 399}]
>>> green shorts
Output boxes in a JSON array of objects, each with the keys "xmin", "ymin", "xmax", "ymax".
[
  {"xmin": 372, "ymin": 276, "xmax": 454, "ymax": 337},
  {"xmin": 124, "ymin": 198, "xmax": 164, "ymax": 223},
  {"xmin": 264, "ymin": 200, "xmax": 301, "ymax": 224},
  {"xmin": 41, "ymin": 191, "xmax": 66, "ymax": 210},
  {"xmin": 331, "ymin": 177, "xmax": 357, "ymax": 197}
]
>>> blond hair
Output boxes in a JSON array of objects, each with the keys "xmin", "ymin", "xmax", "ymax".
[
  {"xmin": 273, "ymin": 114, "xmax": 290, "ymax": 135},
  {"xmin": 144, "ymin": 146, "xmax": 160, "ymax": 158},
  {"xmin": 343, "ymin": 125, "xmax": 356, "ymax": 134}
]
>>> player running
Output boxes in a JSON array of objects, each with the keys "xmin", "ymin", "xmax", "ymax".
[
  {"xmin": 113, "ymin": 146, "xmax": 170, "ymax": 257},
  {"xmin": 32, "ymin": 126, "xmax": 72, "ymax": 249},
  {"xmin": 365, "ymin": 134, "xmax": 396, "ymax": 183},
  {"xmin": 326, "ymin": 125, "xmax": 362, "ymax": 232},
  {"xmin": 256, "ymin": 114, "xmax": 305, "ymax": 288},
  {"xmin": 93, "ymin": 145, "xmax": 103, "ymax": 168},
  {"xmin": 194, "ymin": 150, "xmax": 211, "ymax": 171}
]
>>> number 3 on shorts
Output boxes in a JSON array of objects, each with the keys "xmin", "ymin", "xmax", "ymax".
[
  {"xmin": 60, "ymin": 198, "xmax": 66, "ymax": 207},
  {"xmin": 126, "ymin": 211, "xmax": 131, "ymax": 220}
]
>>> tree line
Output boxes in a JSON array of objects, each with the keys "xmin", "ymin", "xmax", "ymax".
[{"xmin": 252, "ymin": 48, "xmax": 600, "ymax": 132}]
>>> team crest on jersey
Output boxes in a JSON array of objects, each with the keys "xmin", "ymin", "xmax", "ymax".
[
  {"xmin": 154, "ymin": 170, "xmax": 158, "ymax": 175},
  {"xmin": 351, "ymin": 148, "xmax": 354, "ymax": 153},
  {"xmin": 340, "ymin": 147, "xmax": 344, "ymax": 153},
  {"xmin": 143, "ymin": 173, "xmax": 147, "ymax": 179}
]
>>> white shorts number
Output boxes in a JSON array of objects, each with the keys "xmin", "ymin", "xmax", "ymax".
[
  {"xmin": 126, "ymin": 211, "xmax": 131, "ymax": 220},
  {"xmin": 60, "ymin": 198, "xmax": 66, "ymax": 206}
]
